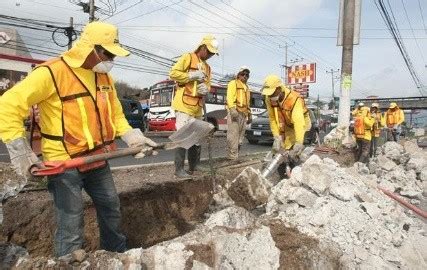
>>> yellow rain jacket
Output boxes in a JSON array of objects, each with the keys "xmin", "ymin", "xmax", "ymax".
[
  {"xmin": 226, "ymin": 79, "xmax": 251, "ymax": 115},
  {"xmin": 170, "ymin": 53, "xmax": 211, "ymax": 117},
  {"xmin": 385, "ymin": 107, "xmax": 405, "ymax": 128},
  {"xmin": 266, "ymin": 85, "xmax": 305, "ymax": 150},
  {"xmin": 0, "ymin": 58, "xmax": 131, "ymax": 161},
  {"xmin": 354, "ymin": 112, "xmax": 375, "ymax": 141}
]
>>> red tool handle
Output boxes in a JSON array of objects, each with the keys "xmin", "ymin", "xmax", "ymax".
[{"xmin": 378, "ymin": 186, "xmax": 427, "ymax": 219}]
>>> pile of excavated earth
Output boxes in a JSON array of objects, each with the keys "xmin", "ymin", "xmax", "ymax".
[{"xmin": 1, "ymin": 141, "xmax": 426, "ymax": 269}]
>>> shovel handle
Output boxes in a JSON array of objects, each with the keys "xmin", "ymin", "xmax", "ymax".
[{"xmin": 31, "ymin": 143, "xmax": 171, "ymax": 176}]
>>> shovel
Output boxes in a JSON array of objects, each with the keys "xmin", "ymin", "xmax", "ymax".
[{"xmin": 31, "ymin": 119, "xmax": 214, "ymax": 176}]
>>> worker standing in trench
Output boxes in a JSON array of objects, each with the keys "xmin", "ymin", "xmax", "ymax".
[
  {"xmin": 262, "ymin": 75, "xmax": 306, "ymax": 178},
  {"xmin": 226, "ymin": 66, "xmax": 252, "ymax": 160},
  {"xmin": 169, "ymin": 35, "xmax": 219, "ymax": 179},
  {"xmin": 0, "ymin": 22, "xmax": 157, "ymax": 257}
]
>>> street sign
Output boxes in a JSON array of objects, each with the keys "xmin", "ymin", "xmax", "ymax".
[
  {"xmin": 292, "ymin": 84, "xmax": 309, "ymax": 98},
  {"xmin": 286, "ymin": 63, "xmax": 316, "ymax": 85}
]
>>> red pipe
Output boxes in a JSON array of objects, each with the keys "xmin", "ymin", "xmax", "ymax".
[{"xmin": 378, "ymin": 186, "xmax": 427, "ymax": 219}]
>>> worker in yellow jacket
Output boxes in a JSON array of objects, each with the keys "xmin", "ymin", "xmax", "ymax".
[
  {"xmin": 262, "ymin": 75, "xmax": 305, "ymax": 178},
  {"xmin": 226, "ymin": 66, "xmax": 251, "ymax": 160},
  {"xmin": 0, "ymin": 22, "xmax": 157, "ymax": 257},
  {"xmin": 169, "ymin": 35, "xmax": 218, "ymax": 178},
  {"xmin": 385, "ymin": 102, "xmax": 405, "ymax": 142},
  {"xmin": 353, "ymin": 107, "xmax": 375, "ymax": 163},
  {"xmin": 352, "ymin": 102, "xmax": 367, "ymax": 116},
  {"xmin": 369, "ymin": 103, "xmax": 385, "ymax": 157}
]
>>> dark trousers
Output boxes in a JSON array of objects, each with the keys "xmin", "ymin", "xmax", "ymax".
[
  {"xmin": 370, "ymin": 137, "xmax": 378, "ymax": 157},
  {"xmin": 356, "ymin": 138, "xmax": 371, "ymax": 163},
  {"xmin": 47, "ymin": 165, "xmax": 126, "ymax": 257}
]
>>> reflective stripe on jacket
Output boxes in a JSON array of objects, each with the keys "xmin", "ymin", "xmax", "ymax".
[
  {"xmin": 226, "ymin": 79, "xmax": 250, "ymax": 114},
  {"xmin": 38, "ymin": 58, "xmax": 117, "ymax": 158},
  {"xmin": 170, "ymin": 53, "xmax": 211, "ymax": 117}
]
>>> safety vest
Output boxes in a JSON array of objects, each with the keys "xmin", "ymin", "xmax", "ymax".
[
  {"xmin": 234, "ymin": 80, "xmax": 250, "ymax": 113},
  {"xmin": 37, "ymin": 58, "xmax": 117, "ymax": 159},
  {"xmin": 270, "ymin": 90, "xmax": 301, "ymax": 136},
  {"xmin": 179, "ymin": 53, "xmax": 211, "ymax": 108},
  {"xmin": 386, "ymin": 109, "xmax": 402, "ymax": 127},
  {"xmin": 353, "ymin": 109, "xmax": 367, "ymax": 136}
]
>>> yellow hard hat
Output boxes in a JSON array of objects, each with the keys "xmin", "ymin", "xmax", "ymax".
[
  {"xmin": 371, "ymin": 102, "xmax": 379, "ymax": 108},
  {"xmin": 262, "ymin": 74, "xmax": 282, "ymax": 96},
  {"xmin": 389, "ymin": 102, "xmax": 397, "ymax": 108},
  {"xmin": 62, "ymin": 21, "xmax": 129, "ymax": 68},
  {"xmin": 198, "ymin": 35, "xmax": 219, "ymax": 54}
]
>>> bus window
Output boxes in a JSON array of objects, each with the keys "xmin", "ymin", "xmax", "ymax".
[
  {"xmin": 217, "ymin": 93, "xmax": 225, "ymax": 104},
  {"xmin": 251, "ymin": 93, "xmax": 265, "ymax": 108},
  {"xmin": 207, "ymin": 92, "xmax": 216, "ymax": 103}
]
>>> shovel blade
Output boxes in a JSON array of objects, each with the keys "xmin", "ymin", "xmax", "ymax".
[{"xmin": 169, "ymin": 119, "xmax": 214, "ymax": 149}]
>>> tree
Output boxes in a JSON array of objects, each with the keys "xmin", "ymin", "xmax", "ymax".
[{"xmin": 114, "ymin": 81, "xmax": 147, "ymax": 100}]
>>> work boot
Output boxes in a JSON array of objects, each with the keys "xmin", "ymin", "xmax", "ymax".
[
  {"xmin": 187, "ymin": 145, "xmax": 201, "ymax": 175},
  {"xmin": 175, "ymin": 147, "xmax": 191, "ymax": 179}
]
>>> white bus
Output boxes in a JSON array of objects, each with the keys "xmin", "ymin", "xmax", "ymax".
[{"xmin": 148, "ymin": 79, "xmax": 266, "ymax": 131}]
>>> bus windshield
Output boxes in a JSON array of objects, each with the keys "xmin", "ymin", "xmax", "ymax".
[{"xmin": 150, "ymin": 87, "xmax": 174, "ymax": 107}]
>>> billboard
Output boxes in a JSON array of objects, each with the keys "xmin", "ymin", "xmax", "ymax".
[{"xmin": 286, "ymin": 63, "xmax": 316, "ymax": 85}]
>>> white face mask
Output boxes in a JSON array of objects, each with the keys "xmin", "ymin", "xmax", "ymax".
[
  {"xmin": 92, "ymin": 60, "xmax": 114, "ymax": 73},
  {"xmin": 270, "ymin": 95, "xmax": 279, "ymax": 102}
]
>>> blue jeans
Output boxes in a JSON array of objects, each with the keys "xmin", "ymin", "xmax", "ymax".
[{"xmin": 47, "ymin": 164, "xmax": 126, "ymax": 257}]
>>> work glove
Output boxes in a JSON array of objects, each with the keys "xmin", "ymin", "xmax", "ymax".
[
  {"xmin": 196, "ymin": 83, "xmax": 209, "ymax": 96},
  {"xmin": 289, "ymin": 143, "xmax": 305, "ymax": 161},
  {"xmin": 272, "ymin": 135, "xmax": 283, "ymax": 153},
  {"xmin": 229, "ymin": 108, "xmax": 239, "ymax": 122},
  {"xmin": 121, "ymin": 129, "xmax": 158, "ymax": 158},
  {"xmin": 6, "ymin": 137, "xmax": 41, "ymax": 180},
  {"xmin": 246, "ymin": 113, "xmax": 252, "ymax": 125},
  {"xmin": 188, "ymin": 70, "xmax": 205, "ymax": 82}
]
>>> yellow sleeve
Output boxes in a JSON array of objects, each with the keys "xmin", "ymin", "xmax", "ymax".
[
  {"xmin": 398, "ymin": 110, "xmax": 405, "ymax": 124},
  {"xmin": 0, "ymin": 67, "xmax": 55, "ymax": 143},
  {"xmin": 109, "ymin": 75, "xmax": 132, "ymax": 136},
  {"xmin": 226, "ymin": 80, "xmax": 237, "ymax": 109},
  {"xmin": 291, "ymin": 99, "xmax": 305, "ymax": 144},
  {"xmin": 351, "ymin": 108, "xmax": 358, "ymax": 116},
  {"xmin": 266, "ymin": 98, "xmax": 280, "ymax": 137},
  {"xmin": 169, "ymin": 53, "xmax": 191, "ymax": 84},
  {"xmin": 364, "ymin": 116, "xmax": 375, "ymax": 129}
]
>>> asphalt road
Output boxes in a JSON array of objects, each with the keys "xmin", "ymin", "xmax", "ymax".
[{"xmin": 0, "ymin": 132, "xmax": 272, "ymax": 169}]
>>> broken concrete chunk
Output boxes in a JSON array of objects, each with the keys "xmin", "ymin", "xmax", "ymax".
[
  {"xmin": 360, "ymin": 202, "xmax": 381, "ymax": 219},
  {"xmin": 204, "ymin": 206, "xmax": 256, "ymax": 230},
  {"xmin": 71, "ymin": 249, "xmax": 87, "ymax": 263},
  {"xmin": 377, "ymin": 155, "xmax": 396, "ymax": 172},
  {"xmin": 226, "ymin": 167, "xmax": 272, "ymax": 210},
  {"xmin": 288, "ymin": 187, "xmax": 318, "ymax": 208},
  {"xmin": 329, "ymin": 182, "xmax": 354, "ymax": 202}
]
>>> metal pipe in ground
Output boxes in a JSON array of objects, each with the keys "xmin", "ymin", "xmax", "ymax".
[{"xmin": 378, "ymin": 186, "xmax": 427, "ymax": 219}]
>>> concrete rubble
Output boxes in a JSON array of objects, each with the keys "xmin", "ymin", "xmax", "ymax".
[{"xmin": 2, "ymin": 140, "xmax": 427, "ymax": 269}]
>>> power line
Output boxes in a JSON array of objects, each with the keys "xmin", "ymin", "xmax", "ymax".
[
  {"xmin": 417, "ymin": 0, "xmax": 427, "ymax": 34},
  {"xmin": 400, "ymin": 0, "xmax": 426, "ymax": 64}
]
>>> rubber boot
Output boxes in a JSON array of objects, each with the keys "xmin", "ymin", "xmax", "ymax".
[
  {"xmin": 175, "ymin": 147, "xmax": 191, "ymax": 179},
  {"xmin": 187, "ymin": 145, "xmax": 201, "ymax": 175}
]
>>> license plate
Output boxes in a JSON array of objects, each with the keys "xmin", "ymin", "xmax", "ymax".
[{"xmin": 253, "ymin": 131, "xmax": 262, "ymax": 136}]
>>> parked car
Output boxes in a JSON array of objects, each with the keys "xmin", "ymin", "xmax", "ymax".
[
  {"xmin": 120, "ymin": 99, "xmax": 147, "ymax": 131},
  {"xmin": 245, "ymin": 109, "xmax": 320, "ymax": 145}
]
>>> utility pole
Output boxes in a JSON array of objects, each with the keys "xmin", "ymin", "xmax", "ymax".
[
  {"xmin": 326, "ymin": 68, "xmax": 340, "ymax": 110},
  {"xmin": 89, "ymin": 0, "xmax": 95, "ymax": 22},
  {"xmin": 337, "ymin": 0, "xmax": 356, "ymax": 129},
  {"xmin": 279, "ymin": 42, "xmax": 294, "ymax": 83},
  {"xmin": 67, "ymin": 17, "xmax": 74, "ymax": 50}
]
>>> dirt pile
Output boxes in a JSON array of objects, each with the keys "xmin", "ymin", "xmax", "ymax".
[{"xmin": 266, "ymin": 141, "xmax": 427, "ymax": 269}]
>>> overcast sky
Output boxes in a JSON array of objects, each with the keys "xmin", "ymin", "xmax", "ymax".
[{"xmin": 1, "ymin": 0, "xmax": 427, "ymax": 100}]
